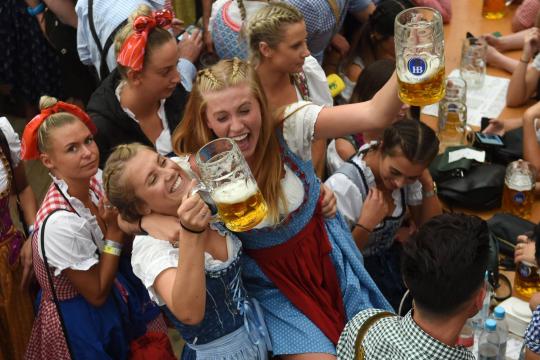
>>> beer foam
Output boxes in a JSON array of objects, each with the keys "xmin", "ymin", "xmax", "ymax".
[
  {"xmin": 506, "ymin": 174, "xmax": 534, "ymax": 191},
  {"xmin": 212, "ymin": 179, "xmax": 259, "ymax": 204}
]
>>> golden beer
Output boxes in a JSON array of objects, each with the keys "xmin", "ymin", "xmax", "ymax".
[
  {"xmin": 438, "ymin": 104, "xmax": 466, "ymax": 152},
  {"xmin": 502, "ymin": 161, "xmax": 536, "ymax": 220},
  {"xmin": 482, "ymin": 0, "xmax": 505, "ymax": 20},
  {"xmin": 213, "ymin": 179, "xmax": 268, "ymax": 232},
  {"xmin": 398, "ymin": 66, "xmax": 446, "ymax": 106},
  {"xmin": 502, "ymin": 185, "xmax": 534, "ymax": 220},
  {"xmin": 514, "ymin": 261, "xmax": 540, "ymax": 301},
  {"xmin": 395, "ymin": 8, "xmax": 445, "ymax": 106}
]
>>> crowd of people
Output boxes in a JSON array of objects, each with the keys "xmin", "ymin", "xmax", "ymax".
[{"xmin": 3, "ymin": 0, "xmax": 540, "ymax": 359}]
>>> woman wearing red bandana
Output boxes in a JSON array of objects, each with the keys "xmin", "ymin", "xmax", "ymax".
[
  {"xmin": 23, "ymin": 97, "xmax": 173, "ymax": 360},
  {"xmin": 86, "ymin": 5, "xmax": 197, "ymax": 168}
]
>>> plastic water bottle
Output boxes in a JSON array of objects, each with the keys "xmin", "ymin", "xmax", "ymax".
[
  {"xmin": 519, "ymin": 343, "xmax": 526, "ymax": 360},
  {"xmin": 490, "ymin": 306, "xmax": 509, "ymax": 359},
  {"xmin": 472, "ymin": 271, "xmax": 492, "ymax": 330},
  {"xmin": 456, "ymin": 319, "xmax": 475, "ymax": 352},
  {"xmin": 478, "ymin": 319, "xmax": 501, "ymax": 360}
]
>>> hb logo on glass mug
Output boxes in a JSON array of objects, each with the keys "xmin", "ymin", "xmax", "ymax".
[{"xmin": 407, "ymin": 57, "xmax": 427, "ymax": 76}]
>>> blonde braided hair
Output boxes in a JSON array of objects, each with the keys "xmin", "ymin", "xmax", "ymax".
[
  {"xmin": 198, "ymin": 68, "xmax": 222, "ymax": 88},
  {"xmin": 244, "ymin": 2, "xmax": 304, "ymax": 66},
  {"xmin": 102, "ymin": 143, "xmax": 151, "ymax": 222}
]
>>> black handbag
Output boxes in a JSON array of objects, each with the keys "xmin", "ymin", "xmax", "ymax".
[
  {"xmin": 429, "ymin": 148, "xmax": 506, "ymax": 210},
  {"xmin": 487, "ymin": 212, "xmax": 536, "ymax": 257},
  {"xmin": 494, "ymin": 127, "xmax": 523, "ymax": 165}
]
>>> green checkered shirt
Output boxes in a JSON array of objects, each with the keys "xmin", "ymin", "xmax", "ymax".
[{"xmin": 337, "ymin": 309, "xmax": 476, "ymax": 359}]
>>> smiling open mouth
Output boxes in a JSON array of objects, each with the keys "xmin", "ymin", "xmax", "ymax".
[{"xmin": 170, "ymin": 176, "xmax": 182, "ymax": 193}]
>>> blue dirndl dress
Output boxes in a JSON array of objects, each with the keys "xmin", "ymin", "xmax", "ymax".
[
  {"xmin": 236, "ymin": 130, "xmax": 391, "ymax": 355},
  {"xmin": 211, "ymin": 1, "xmax": 248, "ymax": 60},
  {"xmin": 155, "ymin": 224, "xmax": 270, "ymax": 359}
]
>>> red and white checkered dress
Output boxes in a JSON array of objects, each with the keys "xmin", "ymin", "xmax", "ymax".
[
  {"xmin": 25, "ymin": 176, "xmax": 103, "ymax": 360},
  {"xmin": 25, "ymin": 176, "xmax": 169, "ymax": 359}
]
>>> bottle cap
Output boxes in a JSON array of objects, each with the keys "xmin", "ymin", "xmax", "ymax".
[
  {"xmin": 493, "ymin": 306, "xmax": 505, "ymax": 319},
  {"xmin": 485, "ymin": 318, "xmax": 497, "ymax": 331}
]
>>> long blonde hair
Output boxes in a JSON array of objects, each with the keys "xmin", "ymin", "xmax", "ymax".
[
  {"xmin": 244, "ymin": 2, "xmax": 304, "ymax": 66},
  {"xmin": 172, "ymin": 58, "xmax": 285, "ymax": 224},
  {"xmin": 114, "ymin": 4, "xmax": 173, "ymax": 78}
]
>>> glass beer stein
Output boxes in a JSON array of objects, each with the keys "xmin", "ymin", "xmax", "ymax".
[
  {"xmin": 502, "ymin": 160, "xmax": 536, "ymax": 219},
  {"xmin": 395, "ymin": 7, "xmax": 445, "ymax": 106},
  {"xmin": 460, "ymin": 37, "xmax": 487, "ymax": 90},
  {"xmin": 196, "ymin": 138, "xmax": 268, "ymax": 232},
  {"xmin": 438, "ymin": 76, "xmax": 467, "ymax": 117},
  {"xmin": 438, "ymin": 101, "xmax": 469, "ymax": 152},
  {"xmin": 482, "ymin": 0, "xmax": 505, "ymax": 20},
  {"xmin": 515, "ymin": 260, "xmax": 540, "ymax": 301}
]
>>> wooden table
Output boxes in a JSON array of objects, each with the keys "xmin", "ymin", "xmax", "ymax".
[
  {"xmin": 421, "ymin": 0, "xmax": 540, "ymax": 224},
  {"xmin": 422, "ymin": 0, "xmax": 525, "ymax": 126}
]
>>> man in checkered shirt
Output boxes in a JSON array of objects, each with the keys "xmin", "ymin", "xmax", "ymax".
[
  {"xmin": 337, "ymin": 213, "xmax": 489, "ymax": 359},
  {"xmin": 523, "ymin": 222, "xmax": 540, "ymax": 359}
]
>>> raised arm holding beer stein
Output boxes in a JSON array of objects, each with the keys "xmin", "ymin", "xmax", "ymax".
[
  {"xmin": 103, "ymin": 144, "xmax": 271, "ymax": 359},
  {"xmin": 172, "ymin": 58, "xmax": 399, "ymax": 359},
  {"xmin": 395, "ymin": 7, "xmax": 446, "ymax": 106}
]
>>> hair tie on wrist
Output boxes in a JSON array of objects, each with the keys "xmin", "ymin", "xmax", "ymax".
[
  {"xmin": 180, "ymin": 221, "xmax": 206, "ymax": 234},
  {"xmin": 354, "ymin": 223, "xmax": 372, "ymax": 233}
]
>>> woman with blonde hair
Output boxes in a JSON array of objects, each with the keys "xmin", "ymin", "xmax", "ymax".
[
  {"xmin": 22, "ymin": 96, "xmax": 170, "ymax": 360},
  {"xmin": 245, "ymin": 2, "xmax": 332, "ymax": 178},
  {"xmin": 172, "ymin": 58, "xmax": 399, "ymax": 358},
  {"xmin": 87, "ymin": 5, "xmax": 192, "ymax": 167},
  {"xmin": 103, "ymin": 143, "xmax": 271, "ymax": 359}
]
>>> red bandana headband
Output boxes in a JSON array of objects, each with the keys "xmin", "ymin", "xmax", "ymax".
[
  {"xmin": 117, "ymin": 9, "xmax": 173, "ymax": 72},
  {"xmin": 21, "ymin": 101, "xmax": 97, "ymax": 160}
]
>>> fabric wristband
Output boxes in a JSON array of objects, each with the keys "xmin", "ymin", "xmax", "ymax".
[
  {"xmin": 103, "ymin": 240, "xmax": 122, "ymax": 256},
  {"xmin": 27, "ymin": 2, "xmax": 45, "ymax": 16}
]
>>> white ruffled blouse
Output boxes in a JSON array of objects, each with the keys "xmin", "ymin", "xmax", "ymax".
[
  {"xmin": 37, "ymin": 172, "xmax": 105, "ymax": 276},
  {"xmin": 0, "ymin": 117, "xmax": 21, "ymax": 194}
]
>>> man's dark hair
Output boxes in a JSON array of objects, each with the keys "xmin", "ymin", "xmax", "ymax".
[{"xmin": 402, "ymin": 213, "xmax": 490, "ymax": 316}]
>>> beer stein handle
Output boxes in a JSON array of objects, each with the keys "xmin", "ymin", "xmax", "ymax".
[
  {"xmin": 463, "ymin": 125, "xmax": 474, "ymax": 145},
  {"xmin": 190, "ymin": 182, "xmax": 219, "ymax": 217}
]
